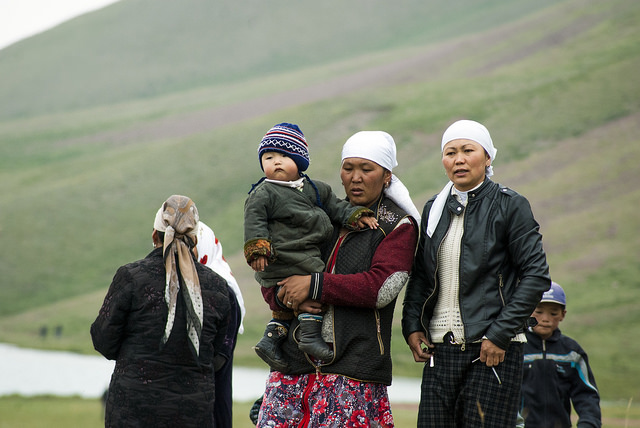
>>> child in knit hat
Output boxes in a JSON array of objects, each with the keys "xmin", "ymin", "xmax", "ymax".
[
  {"xmin": 520, "ymin": 281, "xmax": 602, "ymax": 428},
  {"xmin": 244, "ymin": 122, "xmax": 378, "ymax": 372}
]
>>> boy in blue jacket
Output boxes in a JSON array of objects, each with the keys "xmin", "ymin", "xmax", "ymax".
[{"xmin": 521, "ymin": 282, "xmax": 602, "ymax": 428}]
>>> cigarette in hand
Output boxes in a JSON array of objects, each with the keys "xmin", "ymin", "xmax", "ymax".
[{"xmin": 472, "ymin": 357, "xmax": 501, "ymax": 384}]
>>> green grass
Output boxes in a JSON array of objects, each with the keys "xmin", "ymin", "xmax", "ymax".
[
  {"xmin": 0, "ymin": 396, "xmax": 638, "ymax": 428},
  {"xmin": 0, "ymin": 0, "xmax": 639, "ymax": 407},
  {"xmin": 3, "ymin": 0, "xmax": 637, "ymax": 315}
]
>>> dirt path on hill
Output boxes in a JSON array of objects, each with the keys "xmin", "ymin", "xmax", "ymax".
[
  {"xmin": 80, "ymin": 41, "xmax": 462, "ymax": 145},
  {"xmin": 76, "ymin": 11, "xmax": 599, "ymax": 146}
]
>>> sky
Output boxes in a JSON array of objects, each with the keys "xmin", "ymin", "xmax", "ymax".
[{"xmin": 0, "ymin": 0, "xmax": 121, "ymax": 50}]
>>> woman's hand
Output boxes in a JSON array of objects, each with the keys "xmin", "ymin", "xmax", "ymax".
[
  {"xmin": 479, "ymin": 339, "xmax": 505, "ymax": 367},
  {"xmin": 407, "ymin": 331, "xmax": 434, "ymax": 363},
  {"xmin": 277, "ymin": 275, "xmax": 311, "ymax": 311}
]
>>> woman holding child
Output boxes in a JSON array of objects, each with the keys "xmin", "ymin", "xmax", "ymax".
[{"xmin": 256, "ymin": 131, "xmax": 420, "ymax": 427}]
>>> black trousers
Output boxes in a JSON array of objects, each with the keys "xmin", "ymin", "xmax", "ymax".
[{"xmin": 417, "ymin": 340, "xmax": 524, "ymax": 428}]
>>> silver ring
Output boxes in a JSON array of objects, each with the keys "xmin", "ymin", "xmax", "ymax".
[{"xmin": 287, "ymin": 301, "xmax": 292, "ymax": 306}]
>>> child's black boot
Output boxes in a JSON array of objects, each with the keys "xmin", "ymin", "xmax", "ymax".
[
  {"xmin": 297, "ymin": 314, "xmax": 334, "ymax": 361},
  {"xmin": 254, "ymin": 321, "xmax": 289, "ymax": 372}
]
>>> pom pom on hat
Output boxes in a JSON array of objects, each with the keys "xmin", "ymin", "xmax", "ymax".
[{"xmin": 258, "ymin": 123, "xmax": 309, "ymax": 173}]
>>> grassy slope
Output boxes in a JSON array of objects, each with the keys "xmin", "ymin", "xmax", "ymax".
[
  {"xmin": 0, "ymin": 0, "xmax": 639, "ymax": 403},
  {"xmin": 1, "ymin": 396, "xmax": 639, "ymax": 427},
  {"xmin": 0, "ymin": 0, "xmax": 550, "ymax": 120}
]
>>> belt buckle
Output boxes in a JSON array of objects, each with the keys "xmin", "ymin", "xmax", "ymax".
[{"xmin": 444, "ymin": 331, "xmax": 457, "ymax": 345}]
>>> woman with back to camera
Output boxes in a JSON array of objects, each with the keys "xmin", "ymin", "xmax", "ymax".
[
  {"xmin": 402, "ymin": 119, "xmax": 551, "ymax": 427},
  {"xmin": 91, "ymin": 195, "xmax": 230, "ymax": 427},
  {"xmin": 196, "ymin": 220, "xmax": 246, "ymax": 428},
  {"xmin": 255, "ymin": 131, "xmax": 420, "ymax": 427}
]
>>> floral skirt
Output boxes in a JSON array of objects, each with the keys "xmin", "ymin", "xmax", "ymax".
[{"xmin": 257, "ymin": 371, "xmax": 394, "ymax": 428}]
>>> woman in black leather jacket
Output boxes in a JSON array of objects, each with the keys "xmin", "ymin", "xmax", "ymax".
[{"xmin": 402, "ymin": 120, "xmax": 551, "ymax": 427}]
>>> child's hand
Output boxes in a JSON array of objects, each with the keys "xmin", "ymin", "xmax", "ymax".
[
  {"xmin": 251, "ymin": 255, "xmax": 268, "ymax": 272},
  {"xmin": 358, "ymin": 215, "xmax": 378, "ymax": 230}
]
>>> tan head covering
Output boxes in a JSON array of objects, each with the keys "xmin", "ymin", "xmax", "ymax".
[{"xmin": 153, "ymin": 195, "xmax": 203, "ymax": 356}]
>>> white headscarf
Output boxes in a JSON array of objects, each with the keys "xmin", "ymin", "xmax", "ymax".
[
  {"xmin": 440, "ymin": 119, "xmax": 497, "ymax": 178},
  {"xmin": 341, "ymin": 131, "xmax": 421, "ymax": 222},
  {"xmin": 426, "ymin": 120, "xmax": 498, "ymax": 237},
  {"xmin": 196, "ymin": 221, "xmax": 246, "ymax": 334}
]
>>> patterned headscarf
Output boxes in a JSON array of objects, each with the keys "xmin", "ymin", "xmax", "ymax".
[
  {"xmin": 153, "ymin": 195, "xmax": 203, "ymax": 356},
  {"xmin": 341, "ymin": 131, "xmax": 421, "ymax": 222}
]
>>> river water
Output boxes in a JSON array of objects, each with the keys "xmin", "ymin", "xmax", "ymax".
[{"xmin": 0, "ymin": 343, "xmax": 420, "ymax": 403}]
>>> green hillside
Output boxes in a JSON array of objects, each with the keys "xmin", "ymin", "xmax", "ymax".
[
  {"xmin": 0, "ymin": 0, "xmax": 639, "ymax": 404},
  {"xmin": 0, "ymin": 0, "xmax": 552, "ymax": 120}
]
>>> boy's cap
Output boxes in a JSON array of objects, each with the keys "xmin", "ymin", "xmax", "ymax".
[
  {"xmin": 258, "ymin": 123, "xmax": 309, "ymax": 173},
  {"xmin": 540, "ymin": 281, "xmax": 566, "ymax": 306}
]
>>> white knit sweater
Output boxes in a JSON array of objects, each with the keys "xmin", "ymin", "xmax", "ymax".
[{"xmin": 429, "ymin": 190, "xmax": 466, "ymax": 343}]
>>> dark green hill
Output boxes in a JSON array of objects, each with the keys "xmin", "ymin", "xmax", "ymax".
[{"xmin": 0, "ymin": 0, "xmax": 639, "ymax": 402}]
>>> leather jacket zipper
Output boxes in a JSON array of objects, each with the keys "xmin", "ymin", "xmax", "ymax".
[
  {"xmin": 420, "ymin": 229, "xmax": 447, "ymax": 336},
  {"xmin": 498, "ymin": 273, "xmax": 506, "ymax": 306}
]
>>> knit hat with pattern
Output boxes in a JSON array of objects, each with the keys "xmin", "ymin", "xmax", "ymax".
[{"xmin": 258, "ymin": 123, "xmax": 309, "ymax": 173}]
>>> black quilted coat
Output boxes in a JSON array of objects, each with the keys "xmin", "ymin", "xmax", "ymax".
[{"xmin": 91, "ymin": 248, "xmax": 230, "ymax": 428}]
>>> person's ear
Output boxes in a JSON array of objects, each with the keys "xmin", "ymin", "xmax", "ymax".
[
  {"xmin": 384, "ymin": 169, "xmax": 392, "ymax": 184},
  {"xmin": 152, "ymin": 229, "xmax": 161, "ymax": 247},
  {"xmin": 560, "ymin": 309, "xmax": 567, "ymax": 321}
]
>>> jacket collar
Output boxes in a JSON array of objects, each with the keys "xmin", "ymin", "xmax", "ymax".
[
  {"xmin": 446, "ymin": 179, "xmax": 495, "ymax": 216},
  {"xmin": 526, "ymin": 327, "xmax": 563, "ymax": 344}
]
